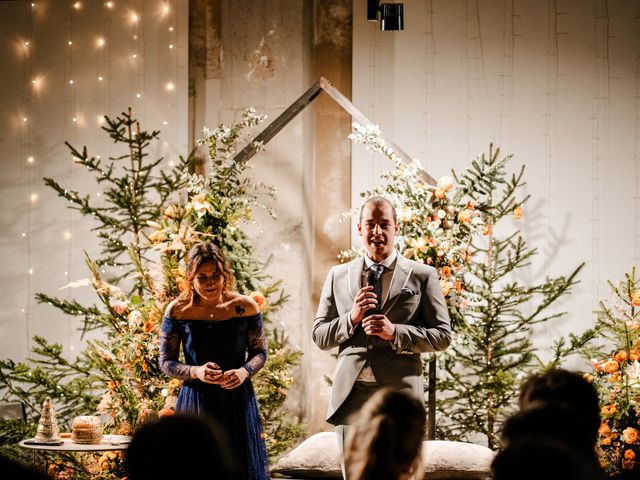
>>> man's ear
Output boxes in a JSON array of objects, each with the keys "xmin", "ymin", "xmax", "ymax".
[{"xmin": 357, "ymin": 223, "xmax": 363, "ymax": 236}]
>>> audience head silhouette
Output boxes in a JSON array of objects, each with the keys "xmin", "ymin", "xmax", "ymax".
[
  {"xmin": 518, "ymin": 368, "xmax": 600, "ymax": 447},
  {"xmin": 345, "ymin": 388, "xmax": 426, "ymax": 480},
  {"xmin": 126, "ymin": 414, "xmax": 243, "ymax": 480},
  {"xmin": 492, "ymin": 438, "xmax": 601, "ymax": 480}
]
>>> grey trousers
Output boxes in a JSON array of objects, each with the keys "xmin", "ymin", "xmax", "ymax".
[{"xmin": 333, "ymin": 382, "xmax": 380, "ymax": 480}]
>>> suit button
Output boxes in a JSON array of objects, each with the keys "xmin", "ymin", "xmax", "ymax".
[{"xmin": 367, "ymin": 344, "xmax": 373, "ymax": 350}]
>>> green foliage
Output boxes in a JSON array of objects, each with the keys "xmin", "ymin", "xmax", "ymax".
[
  {"xmin": 436, "ymin": 145, "xmax": 592, "ymax": 448},
  {"xmin": 0, "ymin": 108, "xmax": 305, "ymax": 477},
  {"xmin": 588, "ymin": 268, "xmax": 640, "ymax": 475}
]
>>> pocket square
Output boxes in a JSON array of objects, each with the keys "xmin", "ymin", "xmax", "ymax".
[{"xmin": 401, "ymin": 287, "xmax": 417, "ymax": 296}]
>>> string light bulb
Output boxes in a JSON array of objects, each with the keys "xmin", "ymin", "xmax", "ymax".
[
  {"xmin": 105, "ymin": 1, "xmax": 113, "ymax": 8},
  {"xmin": 96, "ymin": 37, "xmax": 105, "ymax": 48},
  {"xmin": 68, "ymin": 40, "xmax": 73, "ymax": 46},
  {"xmin": 27, "ymin": 156, "xmax": 34, "ymax": 163},
  {"xmin": 73, "ymin": 2, "xmax": 81, "ymax": 10},
  {"xmin": 166, "ymin": 82, "xmax": 174, "ymax": 91}
]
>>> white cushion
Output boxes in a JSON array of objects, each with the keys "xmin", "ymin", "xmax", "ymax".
[{"xmin": 272, "ymin": 432, "xmax": 494, "ymax": 479}]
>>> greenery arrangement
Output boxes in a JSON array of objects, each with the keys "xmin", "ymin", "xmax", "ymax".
[
  {"xmin": 588, "ymin": 268, "xmax": 640, "ymax": 475},
  {"xmin": 348, "ymin": 126, "xmax": 595, "ymax": 448},
  {"xmin": 0, "ymin": 108, "xmax": 304, "ymax": 478}
]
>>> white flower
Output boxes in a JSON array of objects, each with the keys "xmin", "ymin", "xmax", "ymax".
[
  {"xmin": 437, "ymin": 175, "xmax": 455, "ymax": 192},
  {"xmin": 437, "ymin": 209, "xmax": 447, "ymax": 219},
  {"xmin": 161, "ymin": 388, "xmax": 169, "ymax": 397},
  {"xmin": 398, "ymin": 206, "xmax": 413, "ymax": 222},
  {"xmin": 428, "ymin": 221, "xmax": 440, "ymax": 231}
]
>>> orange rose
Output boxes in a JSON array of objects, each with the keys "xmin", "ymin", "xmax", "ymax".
[
  {"xmin": 601, "ymin": 437, "xmax": 612, "ymax": 446},
  {"xmin": 632, "ymin": 290, "xmax": 640, "ymax": 306},
  {"xmin": 457, "ymin": 210, "xmax": 472, "ymax": 223},
  {"xmin": 599, "ymin": 422, "xmax": 611, "ymax": 435},
  {"xmin": 144, "ymin": 320, "xmax": 155, "ymax": 333},
  {"xmin": 441, "ymin": 266, "xmax": 451, "ymax": 278},
  {"xmin": 513, "ymin": 206, "xmax": 523, "ymax": 220},
  {"xmin": 625, "ymin": 449, "xmax": 637, "ymax": 460},
  {"xmin": 601, "ymin": 404, "xmax": 617, "ymax": 416},
  {"xmin": 455, "ymin": 281, "xmax": 463, "ymax": 293},
  {"xmin": 630, "ymin": 352, "xmax": 640, "ymax": 362},
  {"xmin": 249, "ymin": 291, "xmax": 268, "ymax": 311},
  {"xmin": 440, "ymin": 280, "xmax": 451, "ymax": 297},
  {"xmin": 616, "ymin": 351, "xmax": 629, "ymax": 363},
  {"xmin": 623, "ymin": 427, "xmax": 640, "ymax": 444},
  {"xmin": 603, "ymin": 359, "xmax": 620, "ymax": 374},
  {"xmin": 177, "ymin": 277, "xmax": 189, "ymax": 293},
  {"xmin": 158, "ymin": 408, "xmax": 174, "ymax": 417}
]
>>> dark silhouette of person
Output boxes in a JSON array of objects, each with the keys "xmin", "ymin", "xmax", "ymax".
[{"xmin": 126, "ymin": 414, "xmax": 244, "ymax": 480}]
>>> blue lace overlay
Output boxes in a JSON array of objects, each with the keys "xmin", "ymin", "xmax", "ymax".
[{"xmin": 159, "ymin": 313, "xmax": 270, "ymax": 479}]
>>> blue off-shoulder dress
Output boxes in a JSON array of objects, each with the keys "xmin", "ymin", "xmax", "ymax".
[{"xmin": 160, "ymin": 310, "xmax": 270, "ymax": 480}]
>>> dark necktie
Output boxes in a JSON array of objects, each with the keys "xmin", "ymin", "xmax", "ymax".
[{"xmin": 366, "ymin": 264, "xmax": 384, "ymax": 316}]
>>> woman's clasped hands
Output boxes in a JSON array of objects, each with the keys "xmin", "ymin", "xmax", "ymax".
[{"xmin": 192, "ymin": 362, "xmax": 248, "ymax": 389}]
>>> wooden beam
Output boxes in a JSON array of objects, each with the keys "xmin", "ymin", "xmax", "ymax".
[
  {"xmin": 231, "ymin": 77, "xmax": 437, "ymax": 185},
  {"xmin": 232, "ymin": 80, "xmax": 322, "ymax": 165},
  {"xmin": 318, "ymin": 78, "xmax": 436, "ymax": 186}
]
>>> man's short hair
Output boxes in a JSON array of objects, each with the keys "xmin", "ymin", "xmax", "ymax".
[{"xmin": 359, "ymin": 196, "xmax": 397, "ymax": 224}]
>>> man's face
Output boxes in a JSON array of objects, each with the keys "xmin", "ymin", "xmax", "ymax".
[{"xmin": 358, "ymin": 202, "xmax": 398, "ymax": 262}]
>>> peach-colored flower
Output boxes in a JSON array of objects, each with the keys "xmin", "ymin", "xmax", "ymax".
[
  {"xmin": 455, "ymin": 281, "xmax": 463, "ymax": 293},
  {"xmin": 632, "ymin": 290, "xmax": 640, "ymax": 307},
  {"xmin": 603, "ymin": 359, "xmax": 620, "ymax": 374},
  {"xmin": 144, "ymin": 320, "xmax": 155, "ymax": 333},
  {"xmin": 457, "ymin": 210, "xmax": 472, "ymax": 223},
  {"xmin": 583, "ymin": 373, "xmax": 594, "ymax": 382},
  {"xmin": 163, "ymin": 205, "xmax": 178, "ymax": 219},
  {"xmin": 128, "ymin": 309, "xmax": 143, "ymax": 328},
  {"xmin": 601, "ymin": 404, "xmax": 618, "ymax": 416},
  {"xmin": 168, "ymin": 378, "xmax": 182, "ymax": 390},
  {"xmin": 623, "ymin": 427, "xmax": 640, "ymax": 444},
  {"xmin": 177, "ymin": 277, "xmax": 189, "ymax": 293},
  {"xmin": 513, "ymin": 206, "xmax": 523, "ymax": 220},
  {"xmin": 601, "ymin": 437, "xmax": 612, "ymax": 446},
  {"xmin": 250, "ymin": 291, "xmax": 268, "ymax": 311},
  {"xmin": 148, "ymin": 230, "xmax": 166, "ymax": 244},
  {"xmin": 112, "ymin": 300, "xmax": 129, "ymax": 315},
  {"xmin": 599, "ymin": 421, "xmax": 611, "ymax": 435},
  {"xmin": 437, "ymin": 175, "xmax": 454, "ymax": 192},
  {"xmin": 630, "ymin": 352, "xmax": 640, "ymax": 362},
  {"xmin": 426, "ymin": 257, "xmax": 433, "ymax": 265},
  {"xmin": 482, "ymin": 225, "xmax": 492, "ymax": 236},
  {"xmin": 591, "ymin": 358, "xmax": 603, "ymax": 373},
  {"xmin": 440, "ymin": 280, "xmax": 451, "ymax": 297},
  {"xmin": 441, "ymin": 266, "xmax": 451, "ymax": 278},
  {"xmin": 398, "ymin": 206, "xmax": 414, "ymax": 223},
  {"xmin": 158, "ymin": 408, "xmax": 174, "ymax": 417},
  {"xmin": 625, "ymin": 449, "xmax": 637, "ymax": 460},
  {"xmin": 434, "ymin": 188, "xmax": 445, "ymax": 199},
  {"xmin": 616, "ymin": 351, "xmax": 629, "ymax": 363}
]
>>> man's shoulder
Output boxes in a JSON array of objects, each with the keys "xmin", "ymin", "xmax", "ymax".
[{"xmin": 329, "ymin": 257, "xmax": 361, "ymax": 275}]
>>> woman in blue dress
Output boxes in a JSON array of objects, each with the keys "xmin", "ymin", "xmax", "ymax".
[{"xmin": 159, "ymin": 241, "xmax": 270, "ymax": 480}]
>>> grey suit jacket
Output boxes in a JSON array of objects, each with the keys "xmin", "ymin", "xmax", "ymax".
[{"xmin": 312, "ymin": 253, "xmax": 451, "ymax": 423}]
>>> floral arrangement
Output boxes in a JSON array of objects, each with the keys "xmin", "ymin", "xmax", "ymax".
[
  {"xmin": 345, "ymin": 123, "xmax": 481, "ymax": 327},
  {"xmin": 588, "ymin": 268, "xmax": 640, "ymax": 475},
  {"xmin": 0, "ymin": 108, "xmax": 304, "ymax": 477}
]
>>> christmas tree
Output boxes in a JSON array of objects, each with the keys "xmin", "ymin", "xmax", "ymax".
[
  {"xmin": 436, "ymin": 145, "xmax": 595, "ymax": 448},
  {"xmin": 0, "ymin": 108, "xmax": 304, "ymax": 477},
  {"xmin": 588, "ymin": 268, "xmax": 640, "ymax": 476}
]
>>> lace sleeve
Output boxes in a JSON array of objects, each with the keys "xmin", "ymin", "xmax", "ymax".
[
  {"xmin": 243, "ymin": 313, "xmax": 267, "ymax": 376},
  {"xmin": 159, "ymin": 316, "xmax": 191, "ymax": 380}
]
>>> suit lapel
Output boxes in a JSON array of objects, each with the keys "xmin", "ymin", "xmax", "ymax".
[
  {"xmin": 382, "ymin": 255, "xmax": 412, "ymax": 314},
  {"xmin": 348, "ymin": 257, "xmax": 365, "ymax": 300}
]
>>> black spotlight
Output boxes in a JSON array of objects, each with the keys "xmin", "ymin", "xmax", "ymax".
[{"xmin": 379, "ymin": 3, "xmax": 403, "ymax": 31}]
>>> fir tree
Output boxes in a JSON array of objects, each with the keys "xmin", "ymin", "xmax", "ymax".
[
  {"xmin": 436, "ymin": 145, "xmax": 595, "ymax": 448},
  {"xmin": 0, "ymin": 108, "xmax": 304, "ymax": 477}
]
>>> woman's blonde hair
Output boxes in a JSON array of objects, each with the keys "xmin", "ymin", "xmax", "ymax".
[
  {"xmin": 174, "ymin": 242, "xmax": 235, "ymax": 313},
  {"xmin": 345, "ymin": 388, "xmax": 426, "ymax": 480}
]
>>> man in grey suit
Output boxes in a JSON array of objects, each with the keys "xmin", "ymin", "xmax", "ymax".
[{"xmin": 312, "ymin": 196, "xmax": 451, "ymax": 469}]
